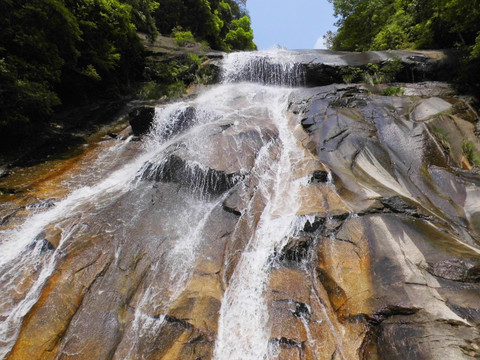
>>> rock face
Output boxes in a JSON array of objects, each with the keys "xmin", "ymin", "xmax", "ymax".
[
  {"xmin": 128, "ymin": 106, "xmax": 156, "ymax": 136},
  {"xmin": 1, "ymin": 50, "xmax": 480, "ymax": 360},
  {"xmin": 220, "ymin": 49, "xmax": 458, "ymax": 87}
]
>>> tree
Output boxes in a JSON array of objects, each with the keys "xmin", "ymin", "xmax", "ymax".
[
  {"xmin": 59, "ymin": 0, "xmax": 144, "ymax": 101},
  {"xmin": 153, "ymin": 0, "xmax": 255, "ymax": 50},
  {"xmin": 224, "ymin": 15, "xmax": 256, "ymax": 50},
  {"xmin": 328, "ymin": 0, "xmax": 480, "ymax": 56},
  {"xmin": 0, "ymin": 0, "xmax": 81, "ymax": 145},
  {"xmin": 121, "ymin": 0, "xmax": 159, "ymax": 41}
]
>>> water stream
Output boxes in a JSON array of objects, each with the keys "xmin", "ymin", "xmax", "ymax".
[{"xmin": 0, "ymin": 50, "xmax": 348, "ymax": 359}]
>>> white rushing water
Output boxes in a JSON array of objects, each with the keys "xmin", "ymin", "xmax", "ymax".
[
  {"xmin": 0, "ymin": 148, "xmax": 154, "ymax": 357},
  {"xmin": 213, "ymin": 51, "xmax": 312, "ymax": 360},
  {"xmin": 222, "ymin": 49, "xmax": 306, "ymax": 87},
  {"xmin": 0, "ymin": 49, "xmax": 321, "ymax": 359},
  {"xmin": 0, "ymin": 100, "xmax": 224, "ymax": 356}
]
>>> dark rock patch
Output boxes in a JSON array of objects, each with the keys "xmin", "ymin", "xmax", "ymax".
[
  {"xmin": 222, "ymin": 190, "xmax": 243, "ymax": 216},
  {"xmin": 309, "ymin": 170, "xmax": 329, "ymax": 183},
  {"xmin": 222, "ymin": 203, "xmax": 242, "ymax": 216},
  {"xmin": 375, "ymin": 321, "xmax": 426, "ymax": 360},
  {"xmin": 316, "ymin": 268, "xmax": 348, "ymax": 315},
  {"xmin": 270, "ymin": 337, "xmax": 305, "ymax": 349},
  {"xmin": 292, "ymin": 301, "xmax": 311, "ymax": 320},
  {"xmin": 279, "ymin": 237, "xmax": 312, "ymax": 263},
  {"xmin": 162, "ymin": 106, "xmax": 197, "ymax": 140},
  {"xmin": 30, "ymin": 231, "xmax": 55, "ymax": 252},
  {"xmin": 0, "ymin": 187, "xmax": 20, "ymax": 195},
  {"xmin": 11, "ymin": 133, "xmax": 86, "ymax": 168},
  {"xmin": 142, "ymin": 155, "xmax": 241, "ymax": 197},
  {"xmin": 427, "ymin": 258, "xmax": 480, "ymax": 283},
  {"xmin": 163, "ymin": 315, "xmax": 193, "ymax": 329},
  {"xmin": 373, "ymin": 305, "xmax": 421, "ymax": 324},
  {"xmin": 305, "ymin": 64, "xmax": 343, "ymax": 87},
  {"xmin": 380, "ymin": 196, "xmax": 423, "ymax": 218},
  {"xmin": 26, "ymin": 198, "xmax": 56, "ymax": 211},
  {"xmin": 129, "ymin": 106, "xmax": 155, "ymax": 136},
  {"xmin": 300, "ymin": 117, "xmax": 316, "ymax": 132},
  {"xmin": 330, "ymin": 96, "xmax": 368, "ymax": 109},
  {"xmin": 303, "ymin": 216, "xmax": 325, "ymax": 233},
  {"xmin": 448, "ymin": 304, "xmax": 480, "ymax": 324},
  {"xmin": 219, "ymin": 123, "xmax": 233, "ymax": 131}
]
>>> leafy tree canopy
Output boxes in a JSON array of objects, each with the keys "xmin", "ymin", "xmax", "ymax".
[
  {"xmin": 0, "ymin": 0, "xmax": 256, "ymax": 150},
  {"xmin": 328, "ymin": 0, "xmax": 480, "ymax": 55},
  {"xmin": 327, "ymin": 0, "xmax": 480, "ymax": 96}
]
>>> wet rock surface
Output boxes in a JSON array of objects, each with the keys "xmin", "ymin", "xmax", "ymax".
[
  {"xmin": 1, "ymin": 52, "xmax": 480, "ymax": 360},
  {"xmin": 220, "ymin": 49, "xmax": 459, "ymax": 87},
  {"xmin": 287, "ymin": 81, "xmax": 480, "ymax": 359}
]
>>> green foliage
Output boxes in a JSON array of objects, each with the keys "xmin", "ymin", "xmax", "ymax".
[
  {"xmin": 472, "ymin": 34, "xmax": 480, "ymax": 59},
  {"xmin": 0, "ymin": 0, "xmax": 256, "ymax": 150},
  {"xmin": 432, "ymin": 127, "xmax": 450, "ymax": 149},
  {"xmin": 340, "ymin": 57, "xmax": 404, "ymax": 84},
  {"xmin": 137, "ymin": 81, "xmax": 160, "ymax": 100},
  {"xmin": 122, "ymin": 0, "xmax": 159, "ymax": 41},
  {"xmin": 377, "ymin": 57, "xmax": 404, "ymax": 82},
  {"xmin": 381, "ymin": 87, "xmax": 404, "ymax": 96},
  {"xmin": 328, "ymin": 0, "xmax": 480, "ymax": 57},
  {"xmin": 69, "ymin": 0, "xmax": 137, "ymax": 74},
  {"xmin": 328, "ymin": 0, "xmax": 397, "ymax": 51},
  {"xmin": 195, "ymin": 64, "xmax": 218, "ymax": 85},
  {"xmin": 341, "ymin": 66, "xmax": 364, "ymax": 83},
  {"xmin": 224, "ymin": 16, "xmax": 257, "ymax": 51},
  {"xmin": 136, "ymin": 80, "xmax": 185, "ymax": 99},
  {"xmin": 172, "ymin": 28, "xmax": 195, "ymax": 46},
  {"xmin": 142, "ymin": 53, "xmax": 209, "ymax": 99},
  {"xmin": 0, "ymin": 0, "xmax": 148, "ymax": 149},
  {"xmin": 0, "ymin": 0, "xmax": 81, "ymax": 145},
  {"xmin": 328, "ymin": 0, "xmax": 480, "ymax": 95},
  {"xmin": 164, "ymin": 81, "xmax": 187, "ymax": 98},
  {"xmin": 153, "ymin": 0, "xmax": 254, "ymax": 51},
  {"xmin": 462, "ymin": 141, "xmax": 480, "ymax": 167}
]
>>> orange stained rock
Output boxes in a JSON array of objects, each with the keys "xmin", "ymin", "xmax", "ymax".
[
  {"xmin": 7, "ymin": 256, "xmax": 111, "ymax": 360},
  {"xmin": 267, "ymin": 265, "xmax": 369, "ymax": 360},
  {"xmin": 461, "ymin": 156, "xmax": 473, "ymax": 170},
  {"xmin": 317, "ymin": 217, "xmax": 374, "ymax": 319},
  {"xmin": 296, "ymin": 184, "xmax": 351, "ymax": 217},
  {"xmin": 169, "ymin": 272, "xmax": 222, "ymax": 334}
]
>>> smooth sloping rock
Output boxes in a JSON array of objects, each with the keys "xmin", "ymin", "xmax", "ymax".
[{"xmin": 410, "ymin": 97, "xmax": 452, "ymax": 121}]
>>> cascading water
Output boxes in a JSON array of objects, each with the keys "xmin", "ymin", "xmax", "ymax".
[
  {"xmin": 4, "ymin": 47, "xmax": 478, "ymax": 360},
  {"xmin": 0, "ymin": 48, "xmax": 326, "ymax": 359},
  {"xmin": 222, "ymin": 49, "xmax": 306, "ymax": 87}
]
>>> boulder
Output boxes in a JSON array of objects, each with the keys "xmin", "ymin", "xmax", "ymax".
[{"xmin": 128, "ymin": 106, "xmax": 155, "ymax": 136}]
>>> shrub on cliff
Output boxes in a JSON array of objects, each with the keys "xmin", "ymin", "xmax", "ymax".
[
  {"xmin": 327, "ymin": 0, "xmax": 480, "ymax": 95},
  {"xmin": 224, "ymin": 16, "xmax": 257, "ymax": 51}
]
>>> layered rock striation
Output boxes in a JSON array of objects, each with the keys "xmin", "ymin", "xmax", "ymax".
[{"xmin": 0, "ymin": 50, "xmax": 479, "ymax": 360}]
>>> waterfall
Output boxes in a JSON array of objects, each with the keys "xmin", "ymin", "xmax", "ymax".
[
  {"xmin": 0, "ymin": 48, "xmax": 326, "ymax": 359},
  {"xmin": 222, "ymin": 49, "xmax": 306, "ymax": 87},
  {"xmin": 6, "ymin": 48, "xmax": 476, "ymax": 360}
]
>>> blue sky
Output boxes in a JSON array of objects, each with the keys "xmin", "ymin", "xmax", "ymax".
[{"xmin": 246, "ymin": 0, "xmax": 337, "ymax": 50}]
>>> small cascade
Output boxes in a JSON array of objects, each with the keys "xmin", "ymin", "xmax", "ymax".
[{"xmin": 222, "ymin": 50, "xmax": 306, "ymax": 87}]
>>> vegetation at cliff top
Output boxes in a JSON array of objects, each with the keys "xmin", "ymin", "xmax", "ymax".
[
  {"xmin": 327, "ymin": 0, "xmax": 480, "ymax": 94},
  {"xmin": 327, "ymin": 0, "xmax": 480, "ymax": 53},
  {"xmin": 0, "ymin": 0, "xmax": 255, "ymax": 152}
]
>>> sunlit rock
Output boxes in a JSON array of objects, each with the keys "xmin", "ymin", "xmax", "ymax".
[{"xmin": 1, "ymin": 50, "xmax": 480, "ymax": 360}]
